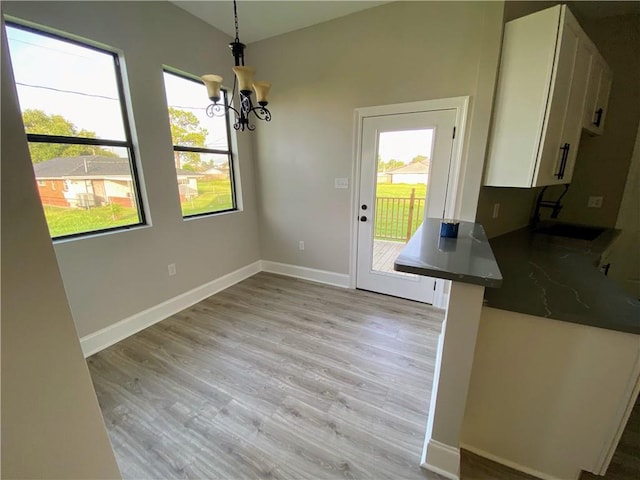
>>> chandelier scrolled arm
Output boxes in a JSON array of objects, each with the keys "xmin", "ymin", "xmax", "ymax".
[
  {"xmin": 200, "ymin": 0, "xmax": 272, "ymax": 133},
  {"xmin": 205, "ymin": 102, "xmax": 238, "ymax": 118},
  {"xmin": 249, "ymin": 105, "xmax": 272, "ymax": 122},
  {"xmin": 206, "ymin": 91, "xmax": 271, "ymax": 132}
]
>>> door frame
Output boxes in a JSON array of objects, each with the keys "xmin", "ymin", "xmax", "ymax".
[{"xmin": 349, "ymin": 97, "xmax": 469, "ymax": 308}]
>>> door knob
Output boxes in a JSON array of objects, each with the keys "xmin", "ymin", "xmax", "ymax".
[{"xmin": 360, "ymin": 216, "xmax": 367, "ymax": 222}]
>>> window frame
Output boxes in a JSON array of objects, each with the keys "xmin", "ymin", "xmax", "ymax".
[
  {"xmin": 6, "ymin": 21, "xmax": 146, "ymax": 240},
  {"xmin": 163, "ymin": 68, "xmax": 238, "ymax": 218}
]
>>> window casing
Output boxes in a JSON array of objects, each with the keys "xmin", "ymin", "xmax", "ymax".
[
  {"xmin": 162, "ymin": 70, "xmax": 237, "ymax": 218},
  {"xmin": 6, "ymin": 22, "xmax": 145, "ymax": 239}
]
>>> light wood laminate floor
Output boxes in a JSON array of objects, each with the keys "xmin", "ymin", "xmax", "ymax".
[
  {"xmin": 88, "ymin": 273, "xmax": 539, "ymax": 479},
  {"xmin": 580, "ymin": 393, "xmax": 640, "ymax": 480}
]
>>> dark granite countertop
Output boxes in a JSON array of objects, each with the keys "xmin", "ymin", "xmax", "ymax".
[
  {"xmin": 484, "ymin": 225, "xmax": 640, "ymax": 335},
  {"xmin": 394, "ymin": 218, "xmax": 503, "ymax": 288}
]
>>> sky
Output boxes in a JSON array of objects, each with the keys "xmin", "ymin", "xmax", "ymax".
[
  {"xmin": 6, "ymin": 25, "xmax": 227, "ymax": 150},
  {"xmin": 378, "ymin": 129, "xmax": 433, "ymax": 164}
]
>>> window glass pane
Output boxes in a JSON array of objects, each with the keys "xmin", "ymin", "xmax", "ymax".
[
  {"xmin": 177, "ymin": 153, "xmax": 234, "ymax": 217},
  {"xmin": 163, "ymin": 71, "xmax": 229, "ymax": 150},
  {"xmin": 7, "ymin": 23, "xmax": 145, "ymax": 239},
  {"xmin": 6, "ymin": 25, "xmax": 127, "ymax": 141},
  {"xmin": 30, "ymin": 144, "xmax": 142, "ymax": 237}
]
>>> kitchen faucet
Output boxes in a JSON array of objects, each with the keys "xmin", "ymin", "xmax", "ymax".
[{"xmin": 532, "ymin": 185, "xmax": 570, "ymax": 229}]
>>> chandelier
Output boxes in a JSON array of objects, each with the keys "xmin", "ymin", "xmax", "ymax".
[{"xmin": 201, "ymin": 0, "xmax": 272, "ymax": 132}]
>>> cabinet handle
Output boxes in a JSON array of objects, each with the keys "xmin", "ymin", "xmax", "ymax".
[
  {"xmin": 593, "ymin": 108, "xmax": 603, "ymax": 127},
  {"xmin": 556, "ymin": 143, "xmax": 570, "ymax": 179},
  {"xmin": 560, "ymin": 143, "xmax": 570, "ymax": 179}
]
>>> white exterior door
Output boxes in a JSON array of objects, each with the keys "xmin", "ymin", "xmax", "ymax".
[{"xmin": 356, "ymin": 109, "xmax": 456, "ymax": 303}]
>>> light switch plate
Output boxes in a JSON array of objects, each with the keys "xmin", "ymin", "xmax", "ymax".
[{"xmin": 334, "ymin": 177, "xmax": 349, "ymax": 189}]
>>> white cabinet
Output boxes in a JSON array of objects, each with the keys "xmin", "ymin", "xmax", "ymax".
[
  {"xmin": 484, "ymin": 6, "xmax": 591, "ymax": 188},
  {"xmin": 583, "ymin": 41, "xmax": 612, "ymax": 135},
  {"xmin": 462, "ymin": 307, "xmax": 640, "ymax": 480},
  {"xmin": 555, "ymin": 34, "xmax": 592, "ymax": 183}
]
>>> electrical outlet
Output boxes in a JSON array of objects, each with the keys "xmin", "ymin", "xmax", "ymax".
[
  {"xmin": 168, "ymin": 263, "xmax": 176, "ymax": 276},
  {"xmin": 299, "ymin": 241, "xmax": 305, "ymax": 250},
  {"xmin": 492, "ymin": 203, "xmax": 500, "ymax": 219},
  {"xmin": 588, "ymin": 196, "xmax": 603, "ymax": 208}
]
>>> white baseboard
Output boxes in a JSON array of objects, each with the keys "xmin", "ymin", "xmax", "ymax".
[
  {"xmin": 80, "ymin": 260, "xmax": 262, "ymax": 357},
  {"xmin": 421, "ymin": 439, "xmax": 460, "ymax": 480},
  {"xmin": 80, "ymin": 260, "xmax": 350, "ymax": 357},
  {"xmin": 460, "ymin": 443, "xmax": 570, "ymax": 480},
  {"xmin": 260, "ymin": 260, "xmax": 350, "ymax": 288}
]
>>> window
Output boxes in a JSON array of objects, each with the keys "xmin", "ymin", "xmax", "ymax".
[
  {"xmin": 162, "ymin": 70, "xmax": 237, "ymax": 217},
  {"xmin": 6, "ymin": 23, "xmax": 144, "ymax": 239}
]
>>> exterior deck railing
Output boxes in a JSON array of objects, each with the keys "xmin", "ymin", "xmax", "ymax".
[{"xmin": 374, "ymin": 188, "xmax": 424, "ymax": 242}]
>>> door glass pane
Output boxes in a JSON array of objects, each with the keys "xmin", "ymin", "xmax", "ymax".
[{"xmin": 371, "ymin": 129, "xmax": 433, "ymax": 274}]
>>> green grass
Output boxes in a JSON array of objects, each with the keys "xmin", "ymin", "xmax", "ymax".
[
  {"xmin": 377, "ymin": 183, "xmax": 426, "ymax": 199},
  {"xmin": 43, "ymin": 179, "xmax": 234, "ymax": 237},
  {"xmin": 181, "ymin": 179, "xmax": 234, "ymax": 216},
  {"xmin": 44, "ymin": 204, "xmax": 140, "ymax": 238},
  {"xmin": 374, "ymin": 183, "xmax": 427, "ymax": 241}
]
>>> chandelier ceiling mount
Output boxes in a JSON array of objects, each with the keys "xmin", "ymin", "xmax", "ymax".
[{"xmin": 201, "ymin": 0, "xmax": 272, "ymax": 132}]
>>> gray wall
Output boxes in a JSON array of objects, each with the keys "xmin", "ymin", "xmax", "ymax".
[
  {"xmin": 1, "ymin": 19, "xmax": 121, "ymax": 479},
  {"xmin": 557, "ymin": 13, "xmax": 640, "ymax": 227},
  {"xmin": 609, "ymin": 122, "xmax": 640, "ymax": 297},
  {"xmin": 249, "ymin": 0, "xmax": 504, "ymax": 272},
  {"xmin": 1, "ymin": 2, "xmax": 262, "ymax": 474},
  {"xmin": 476, "ymin": 187, "xmax": 538, "ymax": 238},
  {"xmin": 3, "ymin": 1, "xmax": 262, "ymax": 338}
]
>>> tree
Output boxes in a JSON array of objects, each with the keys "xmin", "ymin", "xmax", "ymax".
[
  {"xmin": 378, "ymin": 158, "xmax": 404, "ymax": 172},
  {"xmin": 410, "ymin": 155, "xmax": 428, "ymax": 164},
  {"xmin": 167, "ymin": 107, "xmax": 208, "ymax": 171},
  {"xmin": 22, "ymin": 109, "xmax": 117, "ymax": 163}
]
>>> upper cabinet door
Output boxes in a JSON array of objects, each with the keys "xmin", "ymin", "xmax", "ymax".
[
  {"xmin": 484, "ymin": 5, "xmax": 611, "ymax": 188},
  {"xmin": 533, "ymin": 9, "xmax": 582, "ymax": 186},
  {"xmin": 554, "ymin": 35, "xmax": 591, "ymax": 183},
  {"xmin": 535, "ymin": 11, "xmax": 590, "ymax": 186},
  {"xmin": 484, "ymin": 6, "xmax": 564, "ymax": 188},
  {"xmin": 583, "ymin": 45, "xmax": 613, "ymax": 136}
]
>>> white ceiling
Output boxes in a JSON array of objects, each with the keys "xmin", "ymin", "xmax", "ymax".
[
  {"xmin": 170, "ymin": 1, "xmax": 391, "ymax": 43},
  {"xmin": 171, "ymin": 1, "xmax": 640, "ymax": 44}
]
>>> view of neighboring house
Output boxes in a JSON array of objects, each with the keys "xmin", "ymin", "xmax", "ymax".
[
  {"xmin": 33, "ymin": 155, "xmax": 202, "ymax": 208},
  {"xmin": 203, "ymin": 165, "xmax": 228, "ymax": 179},
  {"xmin": 4, "ymin": 2, "xmax": 639, "ymax": 480},
  {"xmin": 377, "ymin": 160, "xmax": 430, "ymax": 184}
]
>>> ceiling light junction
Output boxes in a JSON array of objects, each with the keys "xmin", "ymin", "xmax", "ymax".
[{"xmin": 201, "ymin": 0, "xmax": 272, "ymax": 132}]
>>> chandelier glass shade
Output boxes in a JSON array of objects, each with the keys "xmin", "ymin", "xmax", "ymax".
[{"xmin": 201, "ymin": 0, "xmax": 272, "ymax": 132}]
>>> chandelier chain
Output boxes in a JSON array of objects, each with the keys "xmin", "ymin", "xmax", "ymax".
[
  {"xmin": 233, "ymin": 0, "xmax": 240, "ymax": 42},
  {"xmin": 203, "ymin": 0, "xmax": 272, "ymax": 131}
]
